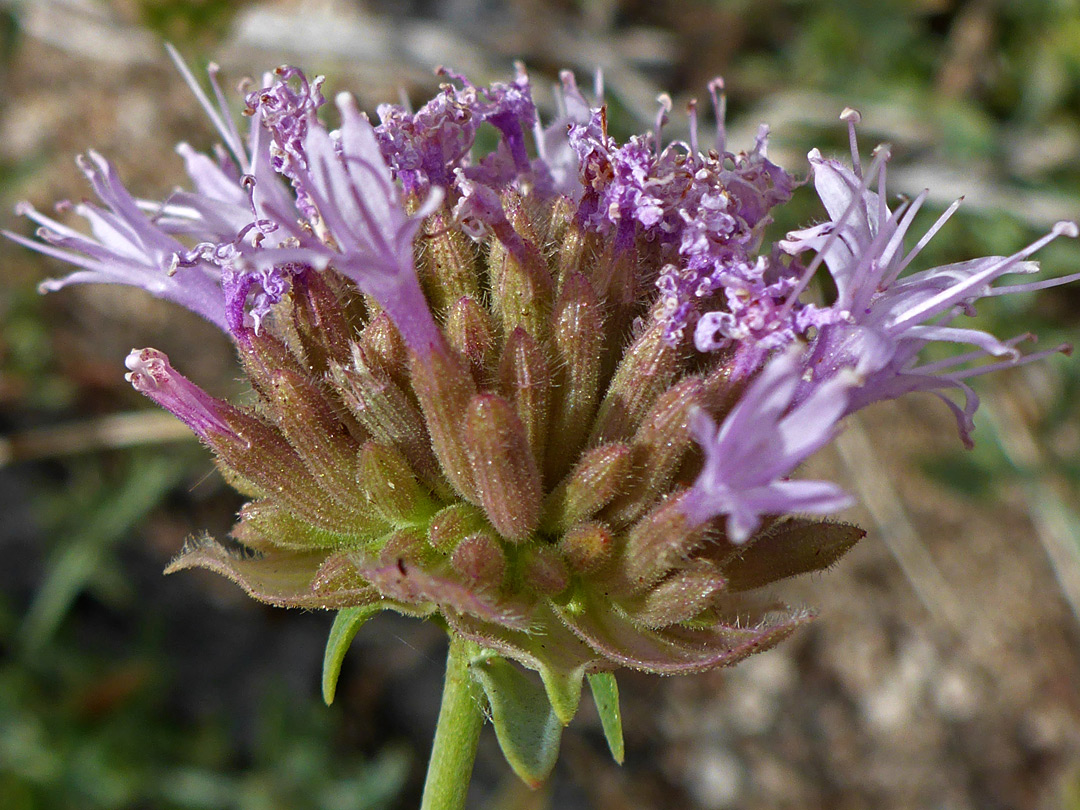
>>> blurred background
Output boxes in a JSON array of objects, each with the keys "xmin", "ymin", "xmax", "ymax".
[{"xmin": 2, "ymin": 1, "xmax": 1080, "ymax": 808}]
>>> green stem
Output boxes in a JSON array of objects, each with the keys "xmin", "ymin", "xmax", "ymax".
[{"xmin": 420, "ymin": 635, "xmax": 485, "ymax": 810}]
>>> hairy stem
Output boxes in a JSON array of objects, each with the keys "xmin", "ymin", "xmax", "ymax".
[{"xmin": 419, "ymin": 634, "xmax": 485, "ymax": 810}]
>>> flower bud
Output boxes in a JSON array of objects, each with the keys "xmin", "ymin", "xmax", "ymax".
[
  {"xmin": 418, "ymin": 208, "xmax": 482, "ymax": 313},
  {"xmin": 498, "ymin": 327, "xmax": 551, "ymax": 467},
  {"xmin": 623, "ymin": 563, "xmax": 727, "ymax": 629},
  {"xmin": 588, "ymin": 316, "xmax": 680, "ymax": 446},
  {"xmin": 236, "ymin": 329, "xmax": 311, "ymax": 403},
  {"xmin": 330, "ymin": 346, "xmax": 443, "ymax": 494},
  {"xmin": 234, "ymin": 500, "xmax": 369, "ymax": 552},
  {"xmin": 521, "ymin": 545, "xmax": 570, "ymax": 596},
  {"xmin": 464, "ymin": 393, "xmax": 542, "ymax": 542},
  {"xmin": 446, "ymin": 296, "xmax": 498, "ymax": 385},
  {"xmin": 359, "ymin": 312, "xmax": 411, "ymax": 393},
  {"xmin": 553, "ymin": 209, "xmax": 600, "ymax": 287},
  {"xmin": 602, "ymin": 377, "xmax": 704, "ymax": 528},
  {"xmin": 358, "ymin": 441, "xmax": 437, "ymax": 527},
  {"xmin": 267, "ymin": 368, "xmax": 362, "ymax": 500},
  {"xmin": 450, "ymin": 532, "xmax": 507, "ymax": 589},
  {"xmin": 485, "ymin": 189, "xmax": 554, "ymax": 340},
  {"xmin": 558, "ymin": 521, "xmax": 614, "ymax": 575},
  {"xmin": 619, "ymin": 494, "xmax": 705, "ymax": 593},
  {"xmin": 542, "ymin": 443, "xmax": 634, "ymax": 533},
  {"xmin": 427, "ymin": 503, "xmax": 487, "ymax": 552},
  {"xmin": 546, "ymin": 272, "xmax": 604, "ymax": 480},
  {"xmin": 410, "ymin": 347, "xmax": 480, "ymax": 502},
  {"xmin": 291, "ymin": 270, "xmax": 353, "ymax": 370}
]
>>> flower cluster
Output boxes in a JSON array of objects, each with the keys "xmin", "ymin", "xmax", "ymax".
[{"xmin": 9, "ymin": 54, "xmax": 1078, "ymax": 736}]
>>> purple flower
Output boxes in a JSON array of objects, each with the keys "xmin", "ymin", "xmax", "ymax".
[
  {"xmin": 565, "ymin": 92, "xmax": 797, "ymax": 351},
  {"xmin": 781, "ymin": 115, "xmax": 1080, "ymax": 444},
  {"xmin": 374, "ymin": 66, "xmax": 539, "ymax": 197},
  {"xmin": 5, "ymin": 153, "xmax": 228, "ymax": 329},
  {"xmin": 531, "ymin": 70, "xmax": 595, "ymax": 198},
  {"xmin": 125, "ymin": 348, "xmax": 235, "ymax": 439},
  {"xmin": 682, "ymin": 348, "xmax": 855, "ymax": 543},
  {"xmin": 248, "ymin": 83, "xmax": 446, "ymax": 353}
]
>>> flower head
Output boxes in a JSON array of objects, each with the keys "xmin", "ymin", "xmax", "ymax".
[{"xmin": 9, "ymin": 55, "xmax": 1078, "ymax": 746}]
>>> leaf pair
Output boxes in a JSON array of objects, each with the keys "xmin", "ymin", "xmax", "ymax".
[{"xmin": 321, "ymin": 611, "xmax": 624, "ymax": 788}]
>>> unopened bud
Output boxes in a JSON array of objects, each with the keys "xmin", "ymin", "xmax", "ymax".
[
  {"xmin": 522, "ymin": 545, "xmax": 570, "ymax": 596},
  {"xmin": 409, "ymin": 347, "xmax": 479, "ymax": 502},
  {"xmin": 546, "ymin": 272, "xmax": 604, "ymax": 480},
  {"xmin": 498, "ymin": 327, "xmax": 551, "ymax": 466},
  {"xmin": 464, "ymin": 393, "xmax": 542, "ymax": 542},
  {"xmin": 291, "ymin": 270, "xmax": 353, "ymax": 369},
  {"xmin": 603, "ymin": 377, "xmax": 703, "ymax": 528},
  {"xmin": 359, "ymin": 312, "xmax": 411, "ymax": 392},
  {"xmin": 418, "ymin": 208, "xmax": 482, "ymax": 312},
  {"xmin": 450, "ymin": 532, "xmax": 507, "ymax": 589},
  {"xmin": 620, "ymin": 494, "xmax": 705, "ymax": 593},
  {"xmin": 268, "ymin": 368, "xmax": 361, "ymax": 499},
  {"xmin": 559, "ymin": 521, "xmax": 614, "ymax": 574},
  {"xmin": 331, "ymin": 347, "xmax": 445, "ymax": 495},
  {"xmin": 589, "ymin": 316, "xmax": 680, "ymax": 446},
  {"xmin": 627, "ymin": 563, "xmax": 727, "ymax": 629},
  {"xmin": 358, "ymin": 441, "xmax": 436, "ymax": 526},
  {"xmin": 485, "ymin": 189, "xmax": 554, "ymax": 340},
  {"xmin": 542, "ymin": 443, "xmax": 634, "ymax": 533},
  {"xmin": 427, "ymin": 503, "xmax": 487, "ymax": 552},
  {"xmin": 446, "ymin": 296, "xmax": 498, "ymax": 384}
]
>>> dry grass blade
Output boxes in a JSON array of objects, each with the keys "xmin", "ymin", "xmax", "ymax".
[{"xmin": 0, "ymin": 411, "xmax": 195, "ymax": 467}]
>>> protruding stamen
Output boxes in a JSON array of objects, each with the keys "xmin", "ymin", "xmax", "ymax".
[
  {"xmin": 890, "ymin": 221, "xmax": 1080, "ymax": 332},
  {"xmin": 687, "ymin": 98, "xmax": 699, "ymax": 158},
  {"xmin": 708, "ymin": 77, "xmax": 726, "ymax": 154},
  {"xmin": 872, "ymin": 143, "xmax": 891, "ymax": 230},
  {"xmin": 780, "ymin": 147, "xmax": 891, "ymax": 316},
  {"xmin": 888, "ymin": 196, "xmax": 964, "ymax": 284},
  {"xmin": 654, "ymin": 93, "xmax": 672, "ymax": 149},
  {"xmin": 840, "ymin": 107, "xmax": 862, "ymax": 178},
  {"xmin": 165, "ymin": 43, "xmax": 247, "ymax": 170}
]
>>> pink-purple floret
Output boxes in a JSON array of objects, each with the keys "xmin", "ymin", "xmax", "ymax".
[{"xmin": 8, "ymin": 54, "xmax": 1079, "ymax": 544}]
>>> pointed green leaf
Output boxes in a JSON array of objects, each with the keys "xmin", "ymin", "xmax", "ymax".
[
  {"xmin": 322, "ymin": 604, "xmax": 383, "ymax": 705},
  {"xmin": 587, "ymin": 672, "xmax": 624, "ymax": 764},
  {"xmin": 537, "ymin": 663, "xmax": 583, "ymax": 726},
  {"xmin": 471, "ymin": 655, "xmax": 563, "ymax": 789}
]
